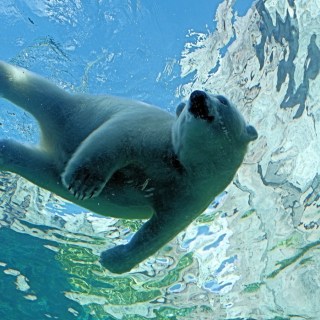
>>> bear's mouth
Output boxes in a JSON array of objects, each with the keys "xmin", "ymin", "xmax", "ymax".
[{"xmin": 188, "ymin": 90, "xmax": 214, "ymax": 122}]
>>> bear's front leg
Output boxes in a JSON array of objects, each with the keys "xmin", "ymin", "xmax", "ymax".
[
  {"xmin": 62, "ymin": 158, "xmax": 109, "ymax": 200},
  {"xmin": 100, "ymin": 244, "xmax": 137, "ymax": 274},
  {"xmin": 62, "ymin": 120, "xmax": 129, "ymax": 200},
  {"xmin": 100, "ymin": 210, "xmax": 195, "ymax": 273}
]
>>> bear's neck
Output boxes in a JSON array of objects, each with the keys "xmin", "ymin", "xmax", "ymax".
[
  {"xmin": 180, "ymin": 142, "xmax": 247, "ymax": 174},
  {"xmin": 181, "ymin": 145, "xmax": 247, "ymax": 195}
]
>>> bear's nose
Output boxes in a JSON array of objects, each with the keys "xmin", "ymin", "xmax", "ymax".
[
  {"xmin": 189, "ymin": 90, "xmax": 214, "ymax": 122},
  {"xmin": 190, "ymin": 90, "xmax": 207, "ymax": 104}
]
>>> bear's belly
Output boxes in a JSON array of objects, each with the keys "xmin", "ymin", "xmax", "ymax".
[
  {"xmin": 69, "ymin": 167, "xmax": 157, "ymax": 219},
  {"xmin": 86, "ymin": 164, "xmax": 181, "ymax": 219}
]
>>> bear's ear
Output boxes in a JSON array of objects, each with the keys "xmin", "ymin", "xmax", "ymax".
[
  {"xmin": 176, "ymin": 102, "xmax": 186, "ymax": 117},
  {"xmin": 243, "ymin": 125, "xmax": 258, "ymax": 142}
]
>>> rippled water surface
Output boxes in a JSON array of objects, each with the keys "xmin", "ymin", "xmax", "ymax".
[{"xmin": 0, "ymin": 1, "xmax": 319, "ymax": 319}]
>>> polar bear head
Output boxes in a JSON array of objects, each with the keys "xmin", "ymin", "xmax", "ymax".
[{"xmin": 172, "ymin": 90, "xmax": 258, "ymax": 169}]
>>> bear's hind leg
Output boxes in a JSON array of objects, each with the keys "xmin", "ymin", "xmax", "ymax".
[
  {"xmin": 0, "ymin": 61, "xmax": 73, "ymax": 135},
  {"xmin": 0, "ymin": 139, "xmax": 59, "ymax": 192}
]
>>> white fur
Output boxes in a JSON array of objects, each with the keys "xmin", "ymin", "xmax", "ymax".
[{"xmin": 0, "ymin": 61, "xmax": 257, "ymax": 273}]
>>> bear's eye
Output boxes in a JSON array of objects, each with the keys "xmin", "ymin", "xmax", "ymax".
[{"xmin": 216, "ymin": 95, "xmax": 229, "ymax": 106}]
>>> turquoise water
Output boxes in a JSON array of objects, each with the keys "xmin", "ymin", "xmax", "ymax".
[
  {"xmin": 0, "ymin": 228, "xmax": 83, "ymax": 319},
  {"xmin": 1, "ymin": 1, "xmax": 320, "ymax": 319}
]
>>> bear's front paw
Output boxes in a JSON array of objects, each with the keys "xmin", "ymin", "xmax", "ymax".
[
  {"xmin": 62, "ymin": 165, "xmax": 106, "ymax": 200},
  {"xmin": 100, "ymin": 245, "xmax": 136, "ymax": 274}
]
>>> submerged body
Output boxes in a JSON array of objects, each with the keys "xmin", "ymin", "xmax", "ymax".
[{"xmin": 0, "ymin": 61, "xmax": 257, "ymax": 273}]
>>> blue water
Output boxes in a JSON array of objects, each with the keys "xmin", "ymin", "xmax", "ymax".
[
  {"xmin": 1, "ymin": 1, "xmax": 225, "ymax": 108},
  {"xmin": 0, "ymin": 228, "xmax": 83, "ymax": 320},
  {"xmin": 234, "ymin": 0, "xmax": 255, "ymax": 16},
  {"xmin": 0, "ymin": 1, "xmax": 254, "ymax": 319}
]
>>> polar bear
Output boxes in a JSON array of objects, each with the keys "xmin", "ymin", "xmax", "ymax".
[{"xmin": 0, "ymin": 61, "xmax": 257, "ymax": 273}]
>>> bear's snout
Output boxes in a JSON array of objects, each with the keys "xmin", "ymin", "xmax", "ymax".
[{"xmin": 189, "ymin": 90, "xmax": 214, "ymax": 122}]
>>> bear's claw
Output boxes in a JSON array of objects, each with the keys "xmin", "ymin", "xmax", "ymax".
[{"xmin": 62, "ymin": 165, "xmax": 106, "ymax": 200}]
